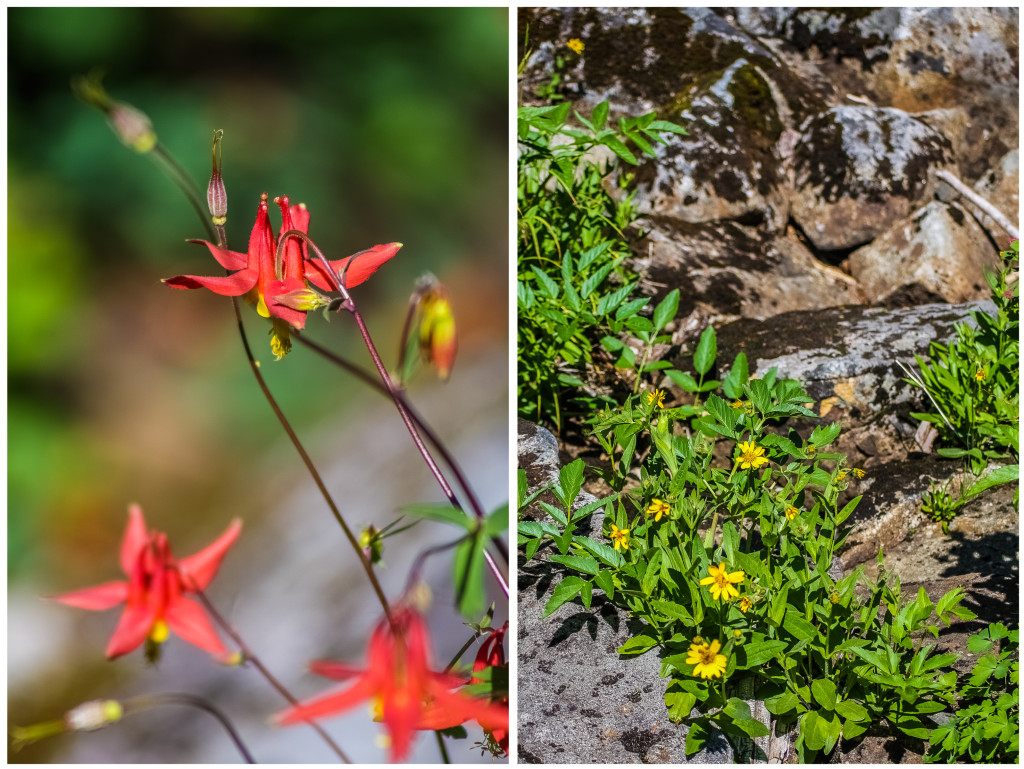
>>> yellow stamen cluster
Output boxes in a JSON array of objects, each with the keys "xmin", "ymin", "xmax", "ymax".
[
  {"xmin": 976, "ymin": 369, "xmax": 986, "ymax": 381},
  {"xmin": 567, "ymin": 38, "xmax": 585, "ymax": 54},
  {"xmin": 785, "ymin": 506, "xmax": 799, "ymax": 520}
]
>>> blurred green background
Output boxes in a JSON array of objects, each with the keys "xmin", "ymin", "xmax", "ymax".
[
  {"xmin": 8, "ymin": 7, "xmax": 508, "ymax": 761},
  {"xmin": 8, "ymin": 6, "xmax": 507, "ymax": 577}
]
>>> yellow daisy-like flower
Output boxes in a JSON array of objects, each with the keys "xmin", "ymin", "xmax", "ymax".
[
  {"xmin": 976, "ymin": 368, "xmax": 986, "ymax": 381},
  {"xmin": 685, "ymin": 638, "xmax": 727, "ymax": 679},
  {"xmin": 646, "ymin": 498, "xmax": 670, "ymax": 522},
  {"xmin": 646, "ymin": 389, "xmax": 665, "ymax": 408},
  {"xmin": 785, "ymin": 505, "xmax": 799, "ymax": 520},
  {"xmin": 806, "ymin": 445, "xmax": 816, "ymax": 454},
  {"xmin": 567, "ymin": 38, "xmax": 585, "ymax": 54},
  {"xmin": 731, "ymin": 399, "xmax": 745, "ymax": 409},
  {"xmin": 737, "ymin": 596, "xmax": 753, "ymax": 613},
  {"xmin": 609, "ymin": 524, "xmax": 630, "ymax": 552},
  {"xmin": 836, "ymin": 469, "xmax": 848, "ymax": 482},
  {"xmin": 852, "ymin": 468, "xmax": 865, "ymax": 479},
  {"xmin": 700, "ymin": 562, "xmax": 745, "ymax": 602},
  {"xmin": 737, "ymin": 440, "xmax": 769, "ymax": 470}
]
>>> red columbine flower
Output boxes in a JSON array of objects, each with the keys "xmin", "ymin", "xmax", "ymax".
[
  {"xmin": 53, "ymin": 505, "xmax": 241, "ymax": 660},
  {"xmin": 467, "ymin": 622, "xmax": 509, "ymax": 755},
  {"xmin": 165, "ymin": 194, "xmax": 402, "ymax": 332},
  {"xmin": 276, "ymin": 606, "xmax": 508, "ymax": 762}
]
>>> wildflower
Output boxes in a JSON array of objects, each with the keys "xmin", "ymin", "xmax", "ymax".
[
  {"xmin": 54, "ymin": 505, "xmax": 241, "ymax": 659},
  {"xmin": 830, "ymin": 592, "xmax": 841, "ymax": 605},
  {"xmin": 785, "ymin": 505, "xmax": 799, "ymax": 520},
  {"xmin": 609, "ymin": 524, "xmax": 630, "ymax": 551},
  {"xmin": 685, "ymin": 638, "xmax": 727, "ymax": 679},
  {"xmin": 731, "ymin": 399, "xmax": 746, "ymax": 409},
  {"xmin": 737, "ymin": 596, "xmax": 753, "ymax": 613},
  {"xmin": 737, "ymin": 440, "xmax": 769, "ymax": 470},
  {"xmin": 646, "ymin": 389, "xmax": 665, "ymax": 409},
  {"xmin": 700, "ymin": 563, "xmax": 745, "ymax": 602},
  {"xmin": 468, "ymin": 622, "xmax": 509, "ymax": 755},
  {"xmin": 852, "ymin": 468, "xmax": 865, "ymax": 479},
  {"xmin": 164, "ymin": 194, "xmax": 401, "ymax": 336},
  {"xmin": 645, "ymin": 498, "xmax": 670, "ymax": 522},
  {"xmin": 276, "ymin": 606, "xmax": 508, "ymax": 762},
  {"xmin": 806, "ymin": 444, "xmax": 816, "ymax": 454},
  {"xmin": 836, "ymin": 469, "xmax": 848, "ymax": 482},
  {"xmin": 71, "ymin": 72, "xmax": 156, "ymax": 153},
  {"xmin": 567, "ymin": 38, "xmax": 585, "ymax": 54},
  {"xmin": 975, "ymin": 368, "xmax": 986, "ymax": 381}
]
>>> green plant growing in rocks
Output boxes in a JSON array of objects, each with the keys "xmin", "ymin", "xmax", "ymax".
[
  {"xmin": 905, "ymin": 240, "xmax": 1019, "ymax": 477},
  {"xmin": 517, "ymin": 97, "xmax": 686, "ymax": 429},
  {"xmin": 519, "ymin": 332, "xmax": 977, "ymax": 761},
  {"xmin": 925, "ymin": 623, "xmax": 1019, "ymax": 763}
]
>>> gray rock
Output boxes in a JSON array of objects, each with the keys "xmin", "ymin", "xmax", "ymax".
[
  {"xmin": 790, "ymin": 105, "xmax": 954, "ymax": 251},
  {"xmin": 847, "ymin": 200, "xmax": 999, "ymax": 305}
]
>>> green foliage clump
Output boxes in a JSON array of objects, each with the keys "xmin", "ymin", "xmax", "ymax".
[
  {"xmin": 517, "ymin": 99, "xmax": 686, "ymax": 429},
  {"xmin": 925, "ymin": 623, "xmax": 1018, "ymax": 763},
  {"xmin": 519, "ymin": 332, "xmax": 977, "ymax": 761},
  {"xmin": 907, "ymin": 241, "xmax": 1019, "ymax": 475}
]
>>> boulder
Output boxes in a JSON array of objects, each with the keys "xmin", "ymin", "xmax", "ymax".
[
  {"xmin": 790, "ymin": 105, "xmax": 954, "ymax": 251},
  {"xmin": 847, "ymin": 200, "xmax": 1000, "ymax": 305}
]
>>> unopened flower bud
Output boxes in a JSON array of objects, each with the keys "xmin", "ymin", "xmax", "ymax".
[
  {"xmin": 207, "ymin": 129, "xmax": 227, "ymax": 225},
  {"xmin": 65, "ymin": 700, "xmax": 123, "ymax": 732},
  {"xmin": 72, "ymin": 71, "xmax": 156, "ymax": 153},
  {"xmin": 359, "ymin": 525, "xmax": 384, "ymax": 565},
  {"xmin": 274, "ymin": 287, "xmax": 329, "ymax": 312},
  {"xmin": 417, "ymin": 279, "xmax": 457, "ymax": 380},
  {"xmin": 220, "ymin": 652, "xmax": 245, "ymax": 667}
]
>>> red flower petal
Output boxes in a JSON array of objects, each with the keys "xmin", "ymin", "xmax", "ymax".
[
  {"xmin": 187, "ymin": 239, "xmax": 248, "ymax": 271},
  {"xmin": 178, "ymin": 518, "xmax": 242, "ymax": 591},
  {"xmin": 308, "ymin": 660, "xmax": 367, "ymax": 681},
  {"xmin": 265, "ymin": 278, "xmax": 309, "ymax": 330},
  {"xmin": 305, "ymin": 243, "xmax": 402, "ymax": 292},
  {"xmin": 164, "ymin": 596, "xmax": 227, "ymax": 655},
  {"xmin": 163, "ymin": 269, "xmax": 258, "ymax": 296},
  {"xmin": 105, "ymin": 602, "xmax": 156, "ymax": 659},
  {"xmin": 52, "ymin": 580, "xmax": 128, "ymax": 610},
  {"xmin": 275, "ymin": 675, "xmax": 378, "ymax": 725},
  {"xmin": 120, "ymin": 504, "xmax": 149, "ymax": 575}
]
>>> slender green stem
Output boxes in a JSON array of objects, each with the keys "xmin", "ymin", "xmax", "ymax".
[
  {"xmin": 434, "ymin": 731, "xmax": 451, "ymax": 764},
  {"xmin": 124, "ymin": 693, "xmax": 255, "ymax": 763}
]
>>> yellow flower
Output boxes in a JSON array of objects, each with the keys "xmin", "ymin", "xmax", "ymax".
[
  {"xmin": 806, "ymin": 445, "xmax": 816, "ymax": 454},
  {"xmin": 731, "ymin": 399, "xmax": 745, "ymax": 409},
  {"xmin": 646, "ymin": 389, "xmax": 665, "ymax": 408},
  {"xmin": 685, "ymin": 638, "xmax": 727, "ymax": 679},
  {"xmin": 976, "ymin": 368, "xmax": 986, "ymax": 381},
  {"xmin": 646, "ymin": 498, "xmax": 670, "ymax": 522},
  {"xmin": 609, "ymin": 524, "xmax": 630, "ymax": 551},
  {"xmin": 567, "ymin": 38, "xmax": 585, "ymax": 55},
  {"xmin": 836, "ymin": 469, "xmax": 848, "ymax": 482},
  {"xmin": 852, "ymin": 468, "xmax": 865, "ymax": 479},
  {"xmin": 737, "ymin": 596, "xmax": 753, "ymax": 613},
  {"xmin": 785, "ymin": 506, "xmax": 799, "ymax": 520},
  {"xmin": 700, "ymin": 562, "xmax": 745, "ymax": 602},
  {"xmin": 830, "ymin": 592, "xmax": 841, "ymax": 605},
  {"xmin": 737, "ymin": 440, "xmax": 769, "ymax": 470}
]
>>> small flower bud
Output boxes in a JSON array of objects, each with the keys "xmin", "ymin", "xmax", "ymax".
[
  {"xmin": 274, "ymin": 287, "xmax": 330, "ymax": 312},
  {"xmin": 359, "ymin": 525, "xmax": 384, "ymax": 565},
  {"xmin": 72, "ymin": 71, "xmax": 156, "ymax": 153},
  {"xmin": 65, "ymin": 700, "xmax": 123, "ymax": 732},
  {"xmin": 416, "ymin": 278, "xmax": 457, "ymax": 380},
  {"xmin": 207, "ymin": 129, "xmax": 227, "ymax": 225}
]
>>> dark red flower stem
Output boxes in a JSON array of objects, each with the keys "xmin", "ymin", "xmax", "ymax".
[
  {"xmin": 186, "ymin": 584, "xmax": 350, "ymax": 763},
  {"xmin": 124, "ymin": 692, "xmax": 256, "ymax": 764},
  {"xmin": 290, "ymin": 331, "xmax": 509, "ymax": 567},
  {"xmin": 282, "ymin": 230, "xmax": 509, "ymax": 597},
  {"xmin": 210, "ymin": 224, "xmax": 396, "ymax": 628}
]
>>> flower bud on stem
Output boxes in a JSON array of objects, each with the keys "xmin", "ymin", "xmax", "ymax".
[{"xmin": 207, "ymin": 129, "xmax": 228, "ymax": 227}]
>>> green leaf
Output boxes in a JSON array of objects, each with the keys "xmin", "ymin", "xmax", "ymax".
[
  {"xmin": 484, "ymin": 504, "xmax": 509, "ymax": 536},
  {"xmin": 834, "ymin": 699, "xmax": 868, "ymax": 722},
  {"xmin": 811, "ymin": 679, "xmax": 837, "ymax": 711},
  {"xmin": 764, "ymin": 689, "xmax": 799, "ymax": 716},
  {"xmin": 548, "ymin": 554, "xmax": 601, "ymax": 575},
  {"xmin": 574, "ymin": 535, "xmax": 625, "ymax": 568},
  {"xmin": 557, "ymin": 458, "xmax": 586, "ymax": 511},
  {"xmin": 403, "ymin": 503, "xmax": 471, "ymax": 530},
  {"xmin": 685, "ymin": 718, "xmax": 708, "ymax": 756},
  {"xmin": 593, "ymin": 569, "xmax": 615, "ymax": 599},
  {"xmin": 650, "ymin": 599, "xmax": 694, "ymax": 624},
  {"xmin": 653, "ymin": 288, "xmax": 680, "ymax": 332},
  {"xmin": 742, "ymin": 639, "xmax": 788, "ymax": 668},
  {"xmin": 603, "ymin": 135, "xmax": 637, "ymax": 164},
  {"xmin": 642, "ymin": 549, "xmax": 663, "ymax": 596},
  {"xmin": 618, "ymin": 634, "xmax": 658, "ymax": 656},
  {"xmin": 693, "ymin": 326, "xmax": 717, "ymax": 375},
  {"xmin": 532, "ymin": 266, "xmax": 560, "ymax": 299},
  {"xmin": 723, "ymin": 698, "xmax": 770, "ymax": 738},
  {"xmin": 665, "ymin": 369, "xmax": 699, "ymax": 392},
  {"xmin": 783, "ymin": 610, "xmax": 818, "ymax": 642},
  {"xmin": 592, "ymin": 100, "xmax": 610, "ymax": 131},
  {"xmin": 454, "ymin": 531, "xmax": 486, "ymax": 618},
  {"xmin": 802, "ymin": 710, "xmax": 841, "ymax": 752},
  {"xmin": 962, "ymin": 464, "xmax": 1018, "ymax": 502},
  {"xmin": 543, "ymin": 576, "xmax": 587, "ymax": 617},
  {"xmin": 665, "ymin": 680, "xmax": 697, "ymax": 722},
  {"xmin": 722, "ymin": 352, "xmax": 749, "ymax": 399}
]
